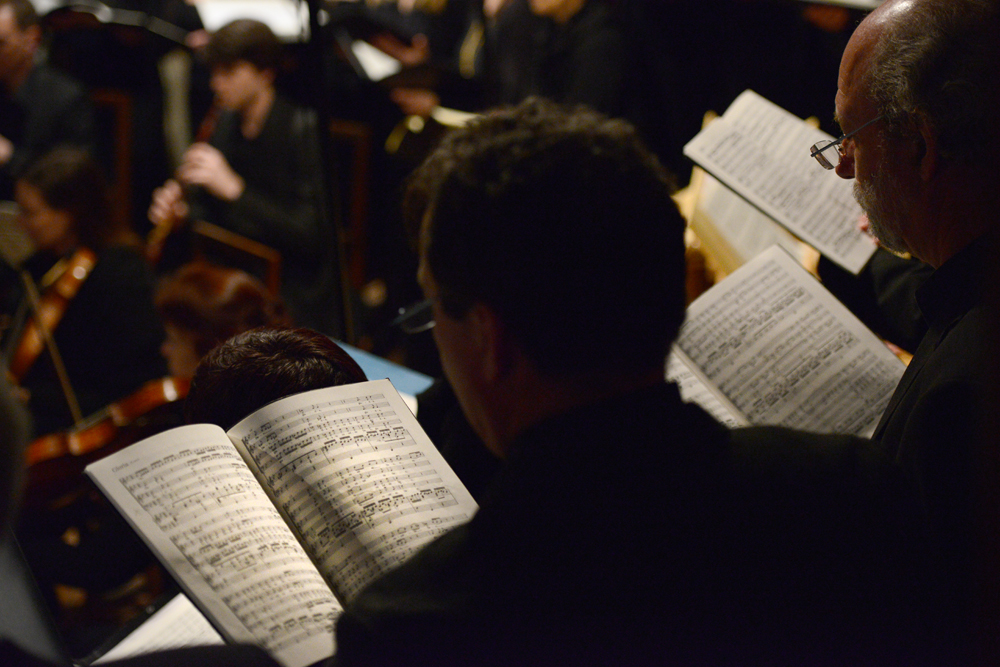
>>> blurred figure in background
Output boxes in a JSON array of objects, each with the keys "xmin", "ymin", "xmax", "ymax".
[
  {"xmin": 0, "ymin": 0, "xmax": 95, "ymax": 201},
  {"xmin": 149, "ymin": 19, "xmax": 340, "ymax": 335},
  {"xmin": 1, "ymin": 147, "xmax": 164, "ymax": 436},
  {"xmin": 155, "ymin": 260, "xmax": 291, "ymax": 380}
]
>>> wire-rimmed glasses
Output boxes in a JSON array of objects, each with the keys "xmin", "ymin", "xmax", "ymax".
[
  {"xmin": 810, "ymin": 114, "xmax": 883, "ymax": 169},
  {"xmin": 392, "ymin": 299, "xmax": 435, "ymax": 334}
]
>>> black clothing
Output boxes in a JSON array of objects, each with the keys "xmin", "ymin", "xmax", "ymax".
[
  {"xmin": 0, "ymin": 63, "xmax": 96, "ymax": 200},
  {"xmin": 488, "ymin": 1, "xmax": 686, "ymax": 177},
  {"xmin": 494, "ymin": 0, "xmax": 628, "ymax": 115},
  {"xmin": 415, "ymin": 379, "xmax": 498, "ymax": 502},
  {"xmin": 821, "ymin": 234, "xmax": 995, "ymax": 659},
  {"xmin": 0, "ymin": 246, "xmax": 166, "ymax": 436},
  {"xmin": 819, "ymin": 249, "xmax": 933, "ymax": 353},
  {"xmin": 190, "ymin": 95, "xmax": 340, "ymax": 335},
  {"xmin": 335, "ymin": 382, "xmax": 930, "ymax": 666},
  {"xmin": 869, "ymin": 234, "xmax": 993, "ymax": 654}
]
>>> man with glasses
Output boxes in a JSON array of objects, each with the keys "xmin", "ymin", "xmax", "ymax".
[
  {"xmin": 811, "ymin": 0, "xmax": 999, "ymax": 657},
  {"xmin": 331, "ymin": 97, "xmax": 932, "ymax": 666}
]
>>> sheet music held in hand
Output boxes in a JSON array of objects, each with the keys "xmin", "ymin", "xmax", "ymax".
[
  {"xmin": 668, "ymin": 246, "xmax": 905, "ymax": 436},
  {"xmin": 684, "ymin": 90, "xmax": 876, "ymax": 274}
]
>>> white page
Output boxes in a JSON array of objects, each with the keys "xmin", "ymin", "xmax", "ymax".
[
  {"xmin": 195, "ymin": 0, "xmax": 307, "ymax": 40},
  {"xmin": 228, "ymin": 379, "xmax": 479, "ymax": 603},
  {"xmin": 690, "ymin": 172, "xmax": 808, "ymax": 274},
  {"xmin": 684, "ymin": 90, "xmax": 874, "ymax": 274},
  {"xmin": 666, "ymin": 350, "xmax": 748, "ymax": 428},
  {"xmin": 87, "ymin": 425, "xmax": 339, "ymax": 667},
  {"xmin": 676, "ymin": 246, "xmax": 905, "ymax": 436},
  {"xmin": 350, "ymin": 40, "xmax": 402, "ymax": 82},
  {"xmin": 94, "ymin": 594, "xmax": 223, "ymax": 663}
]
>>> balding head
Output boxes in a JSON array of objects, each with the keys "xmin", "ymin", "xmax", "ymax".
[
  {"xmin": 861, "ymin": 0, "xmax": 1000, "ymax": 167},
  {"xmin": 835, "ymin": 0, "xmax": 1000, "ymax": 265}
]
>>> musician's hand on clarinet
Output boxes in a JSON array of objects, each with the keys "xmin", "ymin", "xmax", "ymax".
[
  {"xmin": 149, "ymin": 179, "xmax": 188, "ymax": 227},
  {"xmin": 177, "ymin": 143, "xmax": 245, "ymax": 202}
]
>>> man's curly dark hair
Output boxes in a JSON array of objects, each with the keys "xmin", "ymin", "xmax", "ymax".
[{"xmin": 407, "ymin": 97, "xmax": 685, "ymax": 377}]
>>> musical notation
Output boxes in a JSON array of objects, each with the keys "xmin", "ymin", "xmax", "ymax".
[
  {"xmin": 684, "ymin": 90, "xmax": 873, "ymax": 273},
  {"xmin": 116, "ymin": 437, "xmax": 340, "ymax": 655},
  {"xmin": 676, "ymin": 250, "xmax": 905, "ymax": 436},
  {"xmin": 85, "ymin": 381, "xmax": 477, "ymax": 667},
  {"xmin": 229, "ymin": 384, "xmax": 478, "ymax": 602}
]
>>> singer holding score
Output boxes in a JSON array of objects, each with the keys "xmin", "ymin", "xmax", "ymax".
[{"xmin": 148, "ymin": 19, "xmax": 339, "ymax": 335}]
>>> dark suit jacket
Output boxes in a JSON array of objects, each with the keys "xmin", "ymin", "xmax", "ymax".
[
  {"xmin": 869, "ymin": 235, "xmax": 992, "ymax": 654},
  {"xmin": 191, "ymin": 95, "xmax": 339, "ymax": 335},
  {"xmin": 818, "ymin": 249, "xmax": 932, "ymax": 354},
  {"xmin": 820, "ymin": 235, "xmax": 996, "ymax": 660},
  {"xmin": 0, "ymin": 63, "xmax": 96, "ymax": 199},
  {"xmin": 334, "ymin": 382, "xmax": 932, "ymax": 666}
]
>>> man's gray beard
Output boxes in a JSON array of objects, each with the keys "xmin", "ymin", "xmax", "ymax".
[{"xmin": 852, "ymin": 167, "xmax": 910, "ymax": 255}]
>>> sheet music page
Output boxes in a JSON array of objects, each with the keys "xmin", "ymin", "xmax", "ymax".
[
  {"xmin": 351, "ymin": 40, "xmax": 402, "ymax": 81},
  {"xmin": 666, "ymin": 349, "xmax": 748, "ymax": 428},
  {"xmin": 195, "ymin": 1, "xmax": 307, "ymax": 40},
  {"xmin": 228, "ymin": 379, "xmax": 479, "ymax": 604},
  {"xmin": 94, "ymin": 593, "xmax": 223, "ymax": 663},
  {"xmin": 690, "ymin": 172, "xmax": 808, "ymax": 274},
  {"xmin": 86, "ymin": 425, "xmax": 339, "ymax": 667},
  {"xmin": 676, "ymin": 246, "xmax": 905, "ymax": 436},
  {"xmin": 683, "ymin": 90, "xmax": 875, "ymax": 274}
]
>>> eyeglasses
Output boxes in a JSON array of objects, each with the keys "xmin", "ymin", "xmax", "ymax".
[
  {"xmin": 392, "ymin": 298, "xmax": 435, "ymax": 334},
  {"xmin": 810, "ymin": 114, "xmax": 883, "ymax": 169}
]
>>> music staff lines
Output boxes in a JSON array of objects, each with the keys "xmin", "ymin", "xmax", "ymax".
[
  {"xmin": 324, "ymin": 514, "xmax": 469, "ymax": 602},
  {"xmin": 117, "ymin": 443, "xmax": 340, "ymax": 652}
]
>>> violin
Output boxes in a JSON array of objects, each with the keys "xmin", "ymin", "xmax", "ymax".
[
  {"xmin": 24, "ymin": 376, "xmax": 190, "ymax": 509},
  {"xmin": 26, "ymin": 376, "xmax": 191, "ymax": 466},
  {"xmin": 7, "ymin": 248, "xmax": 96, "ymax": 383}
]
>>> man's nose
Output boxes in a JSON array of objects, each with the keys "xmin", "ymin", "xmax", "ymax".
[{"xmin": 835, "ymin": 151, "xmax": 855, "ymax": 179}]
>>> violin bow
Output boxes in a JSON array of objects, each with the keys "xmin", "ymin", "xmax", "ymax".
[{"xmin": 19, "ymin": 269, "xmax": 84, "ymax": 426}]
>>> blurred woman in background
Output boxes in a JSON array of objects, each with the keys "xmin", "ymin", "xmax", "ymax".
[
  {"xmin": 155, "ymin": 260, "xmax": 292, "ymax": 379},
  {"xmin": 1, "ymin": 147, "xmax": 165, "ymax": 436}
]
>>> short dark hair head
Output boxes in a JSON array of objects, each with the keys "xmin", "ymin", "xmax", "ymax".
[
  {"xmin": 18, "ymin": 147, "xmax": 127, "ymax": 250},
  {"xmin": 203, "ymin": 19, "xmax": 282, "ymax": 72},
  {"xmin": 409, "ymin": 97, "xmax": 685, "ymax": 377},
  {"xmin": 866, "ymin": 0, "xmax": 1000, "ymax": 167},
  {"xmin": 185, "ymin": 327, "xmax": 368, "ymax": 430},
  {"xmin": 0, "ymin": 0, "xmax": 39, "ymax": 30},
  {"xmin": 156, "ymin": 261, "xmax": 291, "ymax": 358}
]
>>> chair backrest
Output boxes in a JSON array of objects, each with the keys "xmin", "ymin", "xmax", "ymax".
[
  {"xmin": 89, "ymin": 88, "xmax": 133, "ymax": 232},
  {"xmin": 328, "ymin": 118, "xmax": 372, "ymax": 290},
  {"xmin": 191, "ymin": 220, "xmax": 283, "ymax": 297}
]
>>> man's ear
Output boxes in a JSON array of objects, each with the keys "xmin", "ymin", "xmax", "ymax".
[
  {"xmin": 913, "ymin": 111, "xmax": 940, "ymax": 182},
  {"xmin": 467, "ymin": 303, "xmax": 511, "ymax": 384}
]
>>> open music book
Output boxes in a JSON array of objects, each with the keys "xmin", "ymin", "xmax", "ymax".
[
  {"xmin": 85, "ymin": 379, "xmax": 478, "ymax": 667},
  {"xmin": 683, "ymin": 90, "xmax": 876, "ymax": 274},
  {"xmin": 668, "ymin": 246, "xmax": 906, "ymax": 436},
  {"xmin": 687, "ymin": 170, "xmax": 811, "ymax": 276}
]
